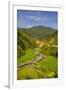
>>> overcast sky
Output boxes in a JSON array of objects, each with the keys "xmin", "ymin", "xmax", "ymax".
[{"xmin": 17, "ymin": 10, "xmax": 58, "ymax": 29}]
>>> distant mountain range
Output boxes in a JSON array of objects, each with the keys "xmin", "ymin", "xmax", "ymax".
[{"xmin": 18, "ymin": 25, "xmax": 57, "ymax": 40}]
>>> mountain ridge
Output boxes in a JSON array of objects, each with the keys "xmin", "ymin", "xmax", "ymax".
[
  {"xmin": 17, "ymin": 25, "xmax": 57, "ymax": 40},
  {"xmin": 18, "ymin": 25, "xmax": 57, "ymax": 30}
]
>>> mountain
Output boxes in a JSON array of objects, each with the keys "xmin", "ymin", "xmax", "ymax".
[{"xmin": 18, "ymin": 26, "xmax": 57, "ymax": 40}]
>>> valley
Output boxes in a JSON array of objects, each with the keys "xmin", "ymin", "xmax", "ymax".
[{"xmin": 17, "ymin": 26, "xmax": 58, "ymax": 80}]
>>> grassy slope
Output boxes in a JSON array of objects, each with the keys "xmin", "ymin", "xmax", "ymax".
[
  {"xmin": 17, "ymin": 49, "xmax": 37, "ymax": 64},
  {"xmin": 17, "ymin": 55, "xmax": 57, "ymax": 80}
]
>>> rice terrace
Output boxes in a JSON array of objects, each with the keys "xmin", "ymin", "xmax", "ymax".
[{"xmin": 17, "ymin": 10, "xmax": 58, "ymax": 80}]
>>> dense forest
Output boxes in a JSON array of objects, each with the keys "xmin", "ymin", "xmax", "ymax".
[{"xmin": 17, "ymin": 26, "xmax": 58, "ymax": 80}]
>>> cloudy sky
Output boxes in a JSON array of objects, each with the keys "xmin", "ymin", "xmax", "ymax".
[{"xmin": 17, "ymin": 10, "xmax": 58, "ymax": 29}]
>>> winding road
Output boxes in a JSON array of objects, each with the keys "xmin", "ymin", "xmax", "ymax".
[{"xmin": 17, "ymin": 53, "xmax": 46, "ymax": 68}]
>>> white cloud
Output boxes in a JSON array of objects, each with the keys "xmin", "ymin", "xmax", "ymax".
[
  {"xmin": 27, "ymin": 16, "xmax": 42, "ymax": 21},
  {"xmin": 27, "ymin": 16, "xmax": 35, "ymax": 19},
  {"xmin": 35, "ymin": 17, "xmax": 41, "ymax": 21},
  {"xmin": 27, "ymin": 15, "xmax": 48, "ymax": 22},
  {"xmin": 25, "ymin": 25, "xmax": 34, "ymax": 28}
]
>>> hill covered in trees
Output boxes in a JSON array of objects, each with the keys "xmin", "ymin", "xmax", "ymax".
[
  {"xmin": 17, "ymin": 29, "xmax": 37, "ymax": 57},
  {"xmin": 18, "ymin": 26, "xmax": 57, "ymax": 40}
]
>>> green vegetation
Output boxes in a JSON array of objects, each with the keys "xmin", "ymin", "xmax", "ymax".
[
  {"xmin": 41, "ymin": 46, "xmax": 58, "ymax": 57},
  {"xmin": 17, "ymin": 56, "xmax": 57, "ymax": 80},
  {"xmin": 17, "ymin": 66, "xmax": 40, "ymax": 80},
  {"xmin": 17, "ymin": 29, "xmax": 37, "ymax": 57},
  {"xmin": 17, "ymin": 26, "xmax": 58, "ymax": 80},
  {"xmin": 17, "ymin": 49, "xmax": 37, "ymax": 64}
]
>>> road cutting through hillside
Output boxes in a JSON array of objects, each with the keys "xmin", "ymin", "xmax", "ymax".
[{"xmin": 17, "ymin": 53, "xmax": 46, "ymax": 69}]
